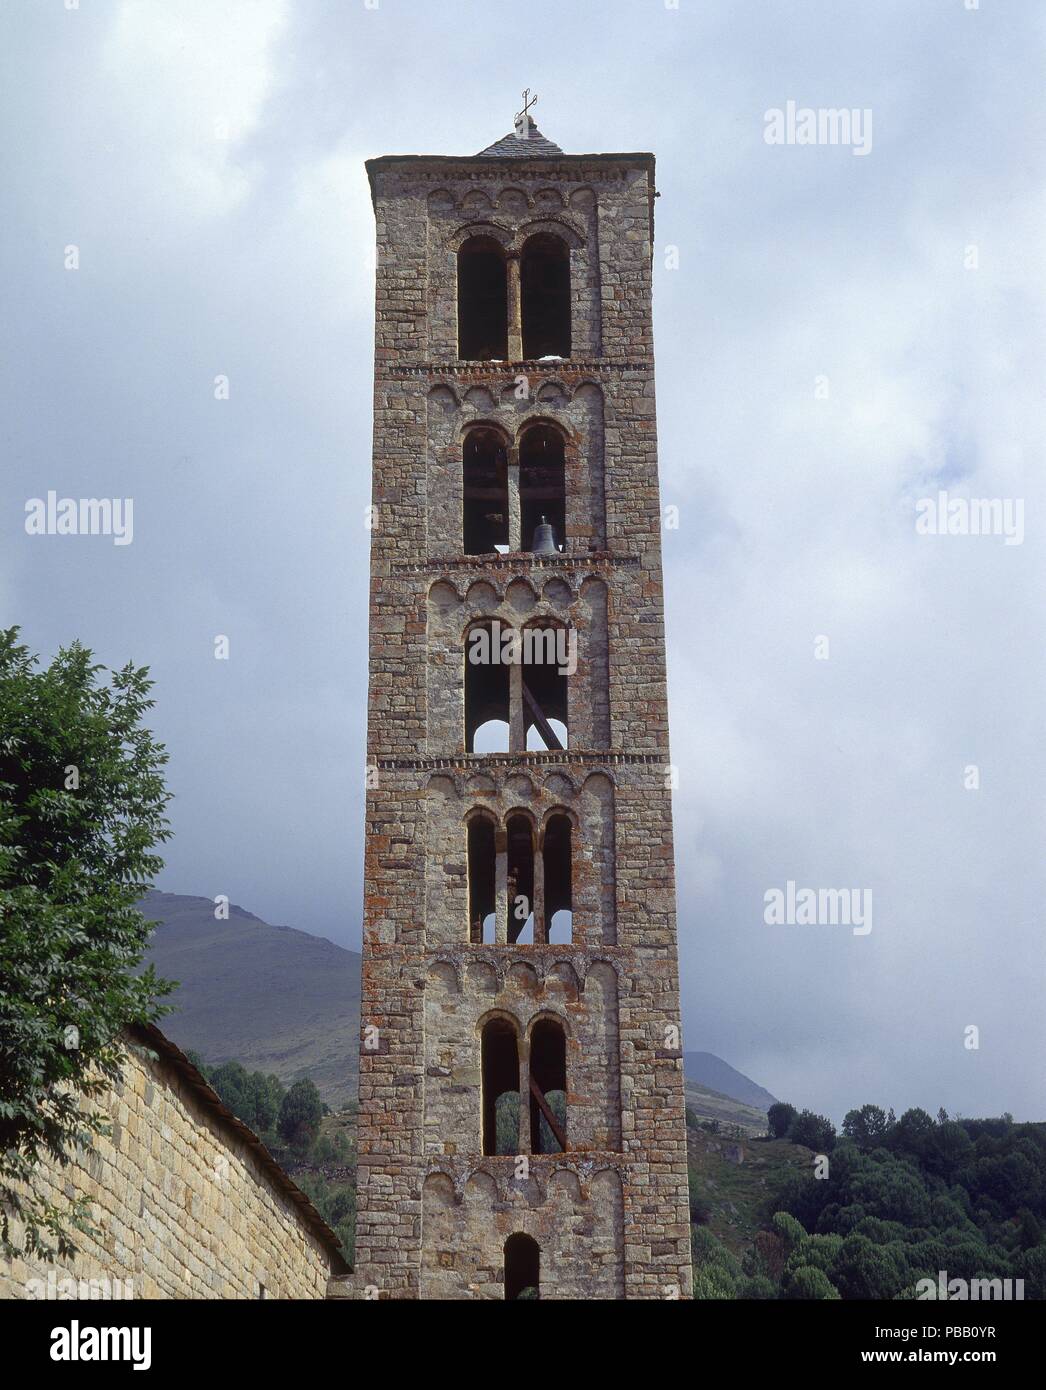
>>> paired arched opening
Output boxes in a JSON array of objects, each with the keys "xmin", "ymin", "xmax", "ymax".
[
  {"xmin": 465, "ymin": 812, "xmax": 573, "ymax": 944},
  {"xmin": 480, "ymin": 1015, "xmax": 568, "ymax": 1156},
  {"xmin": 460, "ymin": 422, "xmax": 567, "ymax": 556},
  {"xmin": 506, "ymin": 813, "xmax": 536, "ymax": 944},
  {"xmin": 504, "ymin": 1233, "xmax": 540, "ymax": 1301},
  {"xmin": 464, "ymin": 620, "xmax": 569, "ymax": 753},
  {"xmin": 456, "ymin": 231, "xmax": 572, "ymax": 363},
  {"xmin": 457, "ymin": 236, "xmax": 508, "ymax": 360}
]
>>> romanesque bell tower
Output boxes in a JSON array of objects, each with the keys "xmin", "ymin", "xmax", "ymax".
[{"xmin": 354, "ymin": 105, "xmax": 693, "ymax": 1300}]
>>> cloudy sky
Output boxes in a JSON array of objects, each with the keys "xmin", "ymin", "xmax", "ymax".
[{"xmin": 2, "ymin": 0, "xmax": 1043, "ymax": 1124}]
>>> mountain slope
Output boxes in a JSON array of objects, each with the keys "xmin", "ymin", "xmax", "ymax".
[
  {"xmin": 684, "ymin": 1051, "xmax": 777, "ymax": 1113},
  {"xmin": 138, "ymin": 891, "xmax": 361, "ymax": 1107}
]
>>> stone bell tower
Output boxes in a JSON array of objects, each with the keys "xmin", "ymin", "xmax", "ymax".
[{"xmin": 353, "ymin": 105, "xmax": 692, "ymax": 1300}]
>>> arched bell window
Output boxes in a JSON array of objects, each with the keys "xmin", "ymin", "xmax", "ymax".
[
  {"xmin": 481, "ymin": 1017, "xmax": 520, "ymax": 1155},
  {"xmin": 521, "ymin": 233, "xmax": 571, "ymax": 359},
  {"xmin": 458, "ymin": 236, "xmax": 508, "ymax": 360},
  {"xmin": 519, "ymin": 424, "xmax": 566, "ymax": 554},
  {"xmin": 462, "ymin": 427, "xmax": 509, "ymax": 555}
]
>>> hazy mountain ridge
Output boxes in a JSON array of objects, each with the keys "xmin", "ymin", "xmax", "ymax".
[
  {"xmin": 683, "ymin": 1052, "xmax": 777, "ymax": 1113},
  {"xmin": 139, "ymin": 890, "xmax": 362, "ymax": 1107}
]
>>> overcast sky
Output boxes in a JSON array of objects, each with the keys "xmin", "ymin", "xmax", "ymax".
[{"xmin": 2, "ymin": 0, "xmax": 1043, "ymax": 1124}]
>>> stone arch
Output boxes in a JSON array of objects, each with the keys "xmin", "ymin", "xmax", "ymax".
[
  {"xmin": 463, "ymin": 579, "xmax": 500, "ymax": 613},
  {"xmin": 541, "ymin": 576, "xmax": 574, "ymax": 609},
  {"xmin": 422, "ymin": 1171, "xmax": 456, "ymax": 1206},
  {"xmin": 463, "ymin": 1169, "xmax": 498, "ymax": 1205},
  {"xmin": 547, "ymin": 1167, "xmax": 583, "ymax": 1202},
  {"xmin": 542, "ymin": 770, "xmax": 578, "ymax": 798},
  {"xmin": 427, "ymin": 579, "xmax": 461, "ymax": 619},
  {"xmin": 449, "ymin": 220, "xmax": 513, "ymax": 252},
  {"xmin": 505, "ymin": 576, "xmax": 539, "ymax": 612},
  {"xmin": 504, "ymin": 961, "xmax": 539, "ymax": 996},
  {"xmin": 495, "ymin": 186, "xmax": 529, "ymax": 215},
  {"xmin": 428, "ymin": 960, "xmax": 460, "ymax": 994},
  {"xmin": 513, "ymin": 218, "xmax": 584, "ymax": 253},
  {"xmin": 427, "ymin": 382, "xmax": 460, "ymax": 413},
  {"xmin": 461, "ymin": 189, "xmax": 495, "ymax": 214},
  {"xmin": 545, "ymin": 960, "xmax": 580, "ymax": 1000},
  {"xmin": 466, "ymin": 960, "xmax": 498, "ymax": 995},
  {"xmin": 533, "ymin": 186, "xmax": 567, "ymax": 210},
  {"xmin": 462, "ymin": 385, "xmax": 496, "ymax": 413}
]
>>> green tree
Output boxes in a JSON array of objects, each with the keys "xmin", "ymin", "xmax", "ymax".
[
  {"xmin": 781, "ymin": 1265, "xmax": 840, "ymax": 1299},
  {"xmin": 842, "ymin": 1104, "xmax": 892, "ymax": 1149},
  {"xmin": 789, "ymin": 1109, "xmax": 836, "ymax": 1152},
  {"xmin": 767, "ymin": 1101, "xmax": 797, "ymax": 1139},
  {"xmin": 277, "ymin": 1078, "xmax": 323, "ymax": 1153},
  {"xmin": 0, "ymin": 630, "xmax": 172, "ymax": 1258}
]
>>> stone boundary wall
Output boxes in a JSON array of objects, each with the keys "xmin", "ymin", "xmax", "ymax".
[{"xmin": 0, "ymin": 1025, "xmax": 345, "ymax": 1300}]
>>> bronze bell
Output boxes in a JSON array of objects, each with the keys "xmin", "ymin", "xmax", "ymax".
[{"xmin": 531, "ymin": 514, "xmax": 558, "ymax": 554}]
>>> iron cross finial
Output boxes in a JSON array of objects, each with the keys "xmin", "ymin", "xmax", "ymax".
[{"xmin": 517, "ymin": 88, "xmax": 538, "ymax": 123}]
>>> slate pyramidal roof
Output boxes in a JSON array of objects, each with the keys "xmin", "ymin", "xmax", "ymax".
[{"xmin": 475, "ymin": 113, "xmax": 566, "ymax": 158}]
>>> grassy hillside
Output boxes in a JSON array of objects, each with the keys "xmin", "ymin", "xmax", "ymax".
[{"xmin": 687, "ymin": 1121, "xmax": 814, "ymax": 1259}]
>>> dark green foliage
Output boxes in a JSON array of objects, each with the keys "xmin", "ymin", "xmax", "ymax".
[
  {"xmin": 277, "ymin": 1078, "xmax": 323, "ymax": 1153},
  {"xmin": 293, "ymin": 1170, "xmax": 355, "ymax": 1264},
  {"xmin": 197, "ymin": 1059, "xmax": 285, "ymax": 1144},
  {"xmin": 495, "ymin": 1091, "xmax": 519, "ymax": 1154},
  {"xmin": 842, "ymin": 1104, "xmax": 891, "ymax": 1150},
  {"xmin": 0, "ymin": 630, "xmax": 172, "ymax": 1258},
  {"xmin": 781, "ymin": 1264, "xmax": 840, "ymax": 1300},
  {"xmin": 788, "ymin": 1109, "xmax": 836, "ymax": 1152},
  {"xmin": 760, "ymin": 1105, "xmax": 1046, "ymax": 1299},
  {"xmin": 767, "ymin": 1101, "xmax": 797, "ymax": 1139}
]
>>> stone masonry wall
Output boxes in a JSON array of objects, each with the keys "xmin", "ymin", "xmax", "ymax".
[{"xmin": 0, "ymin": 1035, "xmax": 335, "ymax": 1301}]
